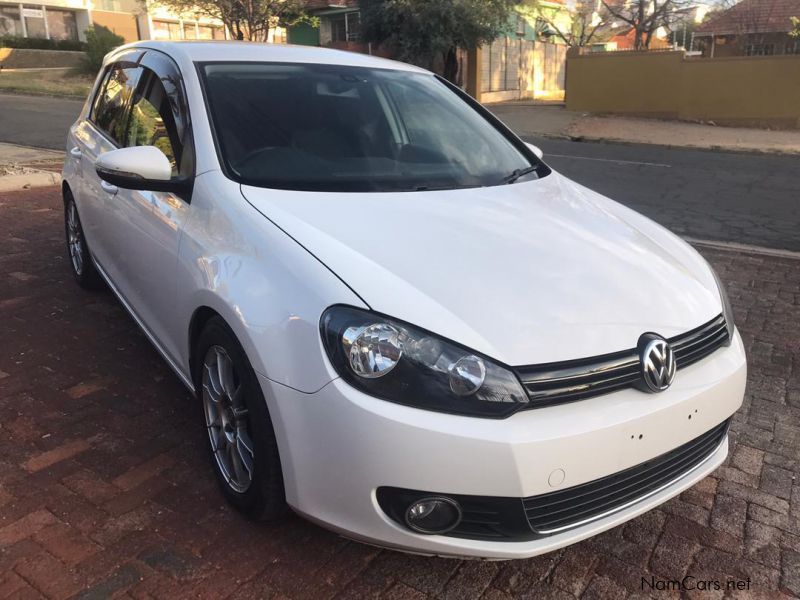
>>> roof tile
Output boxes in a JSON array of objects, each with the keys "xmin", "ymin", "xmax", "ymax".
[{"xmin": 695, "ymin": 0, "xmax": 800, "ymax": 34}]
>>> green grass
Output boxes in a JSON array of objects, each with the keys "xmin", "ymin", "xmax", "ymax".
[{"xmin": 0, "ymin": 68, "xmax": 93, "ymax": 98}]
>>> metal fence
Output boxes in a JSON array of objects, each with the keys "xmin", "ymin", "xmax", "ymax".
[{"xmin": 480, "ymin": 38, "xmax": 566, "ymax": 102}]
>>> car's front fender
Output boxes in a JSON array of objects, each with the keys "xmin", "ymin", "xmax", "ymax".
[{"xmin": 175, "ymin": 171, "xmax": 365, "ymax": 393}]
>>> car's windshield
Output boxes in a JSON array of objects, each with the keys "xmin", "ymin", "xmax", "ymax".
[{"xmin": 200, "ymin": 62, "xmax": 544, "ymax": 192}]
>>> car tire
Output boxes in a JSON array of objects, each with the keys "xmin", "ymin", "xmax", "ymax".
[
  {"xmin": 194, "ymin": 316, "xmax": 288, "ymax": 521},
  {"xmin": 64, "ymin": 190, "xmax": 102, "ymax": 290}
]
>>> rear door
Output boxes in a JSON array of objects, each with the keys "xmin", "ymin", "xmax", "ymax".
[{"xmin": 71, "ymin": 52, "xmax": 143, "ymax": 268}]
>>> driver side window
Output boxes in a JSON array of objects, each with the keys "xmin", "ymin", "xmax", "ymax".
[
  {"xmin": 91, "ymin": 63, "xmax": 142, "ymax": 145},
  {"xmin": 124, "ymin": 67, "xmax": 182, "ymax": 176}
]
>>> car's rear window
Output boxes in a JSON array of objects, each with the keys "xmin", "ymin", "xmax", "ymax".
[{"xmin": 200, "ymin": 62, "xmax": 544, "ymax": 192}]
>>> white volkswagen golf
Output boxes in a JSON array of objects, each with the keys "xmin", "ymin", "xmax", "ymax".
[{"xmin": 62, "ymin": 41, "xmax": 746, "ymax": 559}]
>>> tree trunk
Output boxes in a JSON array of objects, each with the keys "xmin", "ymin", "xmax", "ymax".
[
  {"xmin": 443, "ymin": 46, "xmax": 459, "ymax": 84},
  {"xmin": 635, "ymin": 1, "xmax": 645, "ymax": 50}
]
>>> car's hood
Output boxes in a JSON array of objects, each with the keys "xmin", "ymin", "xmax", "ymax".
[{"xmin": 241, "ymin": 172, "xmax": 721, "ymax": 366}]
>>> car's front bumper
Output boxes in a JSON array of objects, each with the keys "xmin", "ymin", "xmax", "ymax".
[{"xmin": 260, "ymin": 330, "xmax": 746, "ymax": 559}]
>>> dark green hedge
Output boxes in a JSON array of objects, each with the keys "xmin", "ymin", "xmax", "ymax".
[{"xmin": 0, "ymin": 36, "xmax": 87, "ymax": 51}]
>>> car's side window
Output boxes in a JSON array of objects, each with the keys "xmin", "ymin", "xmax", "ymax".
[
  {"xmin": 91, "ymin": 62, "xmax": 142, "ymax": 146},
  {"xmin": 89, "ymin": 68, "xmax": 112, "ymax": 120},
  {"xmin": 127, "ymin": 52, "xmax": 193, "ymax": 181},
  {"xmin": 125, "ymin": 68, "xmax": 182, "ymax": 176}
]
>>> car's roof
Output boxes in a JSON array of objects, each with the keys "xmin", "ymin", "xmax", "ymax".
[{"xmin": 119, "ymin": 41, "xmax": 428, "ymax": 74}]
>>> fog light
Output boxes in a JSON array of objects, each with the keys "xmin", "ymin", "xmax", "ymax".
[{"xmin": 404, "ymin": 497, "xmax": 462, "ymax": 534}]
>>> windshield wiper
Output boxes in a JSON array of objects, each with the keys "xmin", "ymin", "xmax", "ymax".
[
  {"xmin": 414, "ymin": 183, "xmax": 474, "ymax": 192},
  {"xmin": 501, "ymin": 165, "xmax": 539, "ymax": 185}
]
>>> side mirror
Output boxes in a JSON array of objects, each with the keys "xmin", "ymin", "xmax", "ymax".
[
  {"xmin": 525, "ymin": 142, "xmax": 544, "ymax": 160},
  {"xmin": 96, "ymin": 146, "xmax": 188, "ymax": 193}
]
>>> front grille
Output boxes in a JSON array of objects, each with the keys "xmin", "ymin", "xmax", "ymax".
[
  {"xmin": 516, "ymin": 314, "xmax": 729, "ymax": 408},
  {"xmin": 671, "ymin": 314, "xmax": 729, "ymax": 368},
  {"xmin": 522, "ymin": 419, "xmax": 730, "ymax": 534}
]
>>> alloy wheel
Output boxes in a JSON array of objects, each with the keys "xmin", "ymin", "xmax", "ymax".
[
  {"xmin": 202, "ymin": 346, "xmax": 255, "ymax": 493},
  {"xmin": 66, "ymin": 201, "xmax": 83, "ymax": 275}
]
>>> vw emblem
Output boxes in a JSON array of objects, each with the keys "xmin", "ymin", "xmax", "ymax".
[{"xmin": 638, "ymin": 335, "xmax": 676, "ymax": 392}]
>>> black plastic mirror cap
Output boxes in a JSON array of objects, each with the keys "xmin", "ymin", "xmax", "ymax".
[{"xmin": 96, "ymin": 167, "xmax": 192, "ymax": 195}]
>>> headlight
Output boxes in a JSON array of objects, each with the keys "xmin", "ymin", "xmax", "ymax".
[
  {"xmin": 709, "ymin": 266, "xmax": 735, "ymax": 345},
  {"xmin": 320, "ymin": 305, "xmax": 528, "ymax": 418}
]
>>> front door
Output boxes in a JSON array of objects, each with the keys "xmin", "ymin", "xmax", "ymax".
[{"xmin": 100, "ymin": 52, "xmax": 194, "ymax": 367}]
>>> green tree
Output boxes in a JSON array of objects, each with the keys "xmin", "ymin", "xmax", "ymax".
[
  {"xmin": 152, "ymin": 0, "xmax": 312, "ymax": 42},
  {"xmin": 82, "ymin": 25, "xmax": 125, "ymax": 73},
  {"xmin": 361, "ymin": 0, "xmax": 517, "ymax": 83},
  {"xmin": 791, "ymin": 16, "xmax": 800, "ymax": 38}
]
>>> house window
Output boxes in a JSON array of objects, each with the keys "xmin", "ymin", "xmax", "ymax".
[
  {"xmin": 45, "ymin": 8, "xmax": 78, "ymax": 41},
  {"xmin": 197, "ymin": 25, "xmax": 225, "ymax": 40},
  {"xmin": 0, "ymin": 5, "xmax": 23, "ymax": 37},
  {"xmin": 152, "ymin": 19, "xmax": 181, "ymax": 40},
  {"xmin": 745, "ymin": 43, "xmax": 775, "ymax": 56},
  {"xmin": 330, "ymin": 11, "xmax": 360, "ymax": 43},
  {"xmin": 95, "ymin": 0, "xmax": 122, "ymax": 11},
  {"xmin": 516, "ymin": 16, "xmax": 526, "ymax": 37},
  {"xmin": 22, "ymin": 5, "xmax": 46, "ymax": 38}
]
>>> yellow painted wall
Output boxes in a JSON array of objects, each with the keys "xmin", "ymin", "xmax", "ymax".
[
  {"xmin": 566, "ymin": 50, "xmax": 800, "ymax": 128},
  {"xmin": 91, "ymin": 10, "xmax": 140, "ymax": 43}
]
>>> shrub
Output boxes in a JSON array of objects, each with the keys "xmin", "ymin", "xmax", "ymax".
[
  {"xmin": 81, "ymin": 25, "xmax": 125, "ymax": 73},
  {"xmin": 0, "ymin": 35, "xmax": 87, "ymax": 51}
]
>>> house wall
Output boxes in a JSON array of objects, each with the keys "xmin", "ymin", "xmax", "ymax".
[
  {"xmin": 565, "ymin": 49, "xmax": 800, "ymax": 128},
  {"xmin": 693, "ymin": 32, "xmax": 798, "ymax": 57},
  {"xmin": 0, "ymin": 0, "xmax": 91, "ymax": 41},
  {"xmin": 287, "ymin": 21, "xmax": 319, "ymax": 46},
  {"xmin": 90, "ymin": 10, "xmax": 138, "ymax": 42},
  {"xmin": 0, "ymin": 0, "xmax": 226, "ymax": 42}
]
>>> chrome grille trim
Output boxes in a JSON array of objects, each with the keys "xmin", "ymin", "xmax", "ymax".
[{"xmin": 516, "ymin": 314, "xmax": 729, "ymax": 408}]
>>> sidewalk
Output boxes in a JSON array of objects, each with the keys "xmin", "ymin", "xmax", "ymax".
[
  {"xmin": 0, "ymin": 142, "xmax": 63, "ymax": 192},
  {"xmin": 487, "ymin": 103, "xmax": 800, "ymax": 155}
]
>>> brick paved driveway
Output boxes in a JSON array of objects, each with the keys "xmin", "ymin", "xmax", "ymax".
[{"xmin": 1, "ymin": 186, "xmax": 798, "ymax": 599}]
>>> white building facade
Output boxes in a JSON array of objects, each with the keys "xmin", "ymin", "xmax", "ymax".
[{"xmin": 0, "ymin": 0, "xmax": 228, "ymax": 43}]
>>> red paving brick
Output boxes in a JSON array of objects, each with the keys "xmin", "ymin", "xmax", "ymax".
[
  {"xmin": 22, "ymin": 440, "xmax": 91, "ymax": 473},
  {"xmin": 0, "ymin": 510, "xmax": 59, "ymax": 547},
  {"xmin": 0, "ymin": 184, "xmax": 798, "ymax": 598},
  {"xmin": 111, "ymin": 453, "xmax": 175, "ymax": 493}
]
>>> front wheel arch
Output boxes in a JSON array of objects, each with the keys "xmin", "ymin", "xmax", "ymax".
[
  {"xmin": 62, "ymin": 181, "xmax": 73, "ymax": 205},
  {"xmin": 193, "ymin": 314, "xmax": 289, "ymax": 520},
  {"xmin": 188, "ymin": 305, "xmax": 224, "ymax": 388}
]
